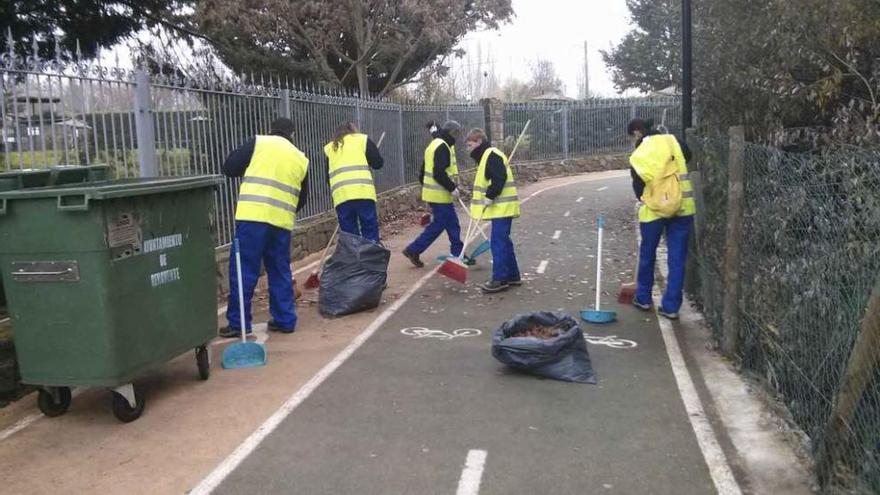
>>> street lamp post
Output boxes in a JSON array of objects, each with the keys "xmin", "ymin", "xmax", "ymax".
[{"xmin": 681, "ymin": 0, "xmax": 693, "ymax": 135}]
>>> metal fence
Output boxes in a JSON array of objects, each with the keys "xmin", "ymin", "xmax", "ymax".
[
  {"xmin": 503, "ymin": 98, "xmax": 681, "ymax": 161},
  {"xmin": 2, "ymin": 37, "xmax": 678, "ymax": 248},
  {"xmin": 688, "ymin": 134, "xmax": 880, "ymax": 493}
]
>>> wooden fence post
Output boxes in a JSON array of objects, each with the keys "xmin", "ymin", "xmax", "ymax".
[
  {"xmin": 721, "ymin": 126, "xmax": 745, "ymax": 357},
  {"xmin": 818, "ymin": 282, "xmax": 880, "ymax": 486}
]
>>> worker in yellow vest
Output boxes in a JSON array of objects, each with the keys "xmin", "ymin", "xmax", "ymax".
[
  {"xmin": 402, "ymin": 120, "xmax": 465, "ymax": 268},
  {"xmin": 323, "ymin": 122, "xmax": 384, "ymax": 242},
  {"xmin": 466, "ymin": 128, "xmax": 522, "ymax": 293},
  {"xmin": 219, "ymin": 118, "xmax": 310, "ymax": 337},
  {"xmin": 627, "ymin": 118, "xmax": 696, "ymax": 320}
]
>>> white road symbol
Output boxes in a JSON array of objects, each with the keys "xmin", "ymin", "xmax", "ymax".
[
  {"xmin": 400, "ymin": 327, "xmax": 482, "ymax": 340},
  {"xmin": 584, "ymin": 334, "xmax": 638, "ymax": 349}
]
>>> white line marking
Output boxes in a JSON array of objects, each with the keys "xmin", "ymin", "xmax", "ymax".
[
  {"xmin": 536, "ymin": 260, "xmax": 548, "ymax": 274},
  {"xmin": 584, "ymin": 334, "xmax": 638, "ymax": 349},
  {"xmin": 551, "ymin": 230, "xmax": 561, "ymax": 240},
  {"xmin": 576, "ymin": 196, "xmax": 584, "ymax": 202},
  {"xmin": 521, "ymin": 171, "xmax": 628, "ymax": 203},
  {"xmin": 400, "ymin": 327, "xmax": 482, "ymax": 340},
  {"xmin": 456, "ymin": 449, "xmax": 488, "ymax": 495},
  {"xmin": 597, "ymin": 186, "xmax": 608, "ymax": 191},
  {"xmin": 653, "ymin": 293, "xmax": 742, "ymax": 495},
  {"xmin": 646, "ymin": 217, "xmax": 741, "ymax": 495},
  {"xmin": 0, "ymin": 414, "xmax": 40, "ymax": 442},
  {"xmin": 0, "ymin": 389, "xmax": 83, "ymax": 443},
  {"xmin": 189, "ymin": 265, "xmax": 443, "ymax": 494},
  {"xmin": 563, "ymin": 211, "xmax": 570, "ymax": 217}
]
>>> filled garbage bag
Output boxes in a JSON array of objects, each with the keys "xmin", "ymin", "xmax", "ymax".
[
  {"xmin": 319, "ymin": 232, "xmax": 390, "ymax": 317},
  {"xmin": 491, "ymin": 311, "xmax": 597, "ymax": 384}
]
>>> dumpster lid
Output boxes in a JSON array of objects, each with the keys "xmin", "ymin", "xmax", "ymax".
[{"xmin": 0, "ymin": 175, "xmax": 223, "ymax": 201}]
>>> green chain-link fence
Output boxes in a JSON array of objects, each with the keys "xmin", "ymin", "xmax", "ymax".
[{"xmin": 688, "ymin": 133, "xmax": 880, "ymax": 493}]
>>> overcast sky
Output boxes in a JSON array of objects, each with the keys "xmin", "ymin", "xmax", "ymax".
[{"xmin": 453, "ymin": 0, "xmax": 635, "ymax": 97}]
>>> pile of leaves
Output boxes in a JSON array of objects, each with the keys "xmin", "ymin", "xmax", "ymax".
[{"xmin": 510, "ymin": 324, "xmax": 562, "ymax": 340}]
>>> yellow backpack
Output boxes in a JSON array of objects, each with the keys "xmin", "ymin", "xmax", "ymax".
[{"xmin": 641, "ymin": 135, "xmax": 681, "ymax": 218}]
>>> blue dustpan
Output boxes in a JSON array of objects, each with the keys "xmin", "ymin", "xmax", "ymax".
[
  {"xmin": 581, "ymin": 216, "xmax": 617, "ymax": 324},
  {"xmin": 580, "ymin": 309, "xmax": 617, "ymax": 324},
  {"xmin": 470, "ymin": 240, "xmax": 491, "ymax": 259},
  {"xmin": 222, "ymin": 239, "xmax": 267, "ymax": 369},
  {"xmin": 222, "ymin": 341, "xmax": 267, "ymax": 369}
]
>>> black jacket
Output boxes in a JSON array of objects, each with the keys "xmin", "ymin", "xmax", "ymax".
[
  {"xmin": 418, "ymin": 129, "xmax": 457, "ymax": 192},
  {"xmin": 222, "ymin": 132, "xmax": 310, "ymax": 210},
  {"xmin": 470, "ymin": 141, "xmax": 507, "ymax": 200},
  {"xmin": 630, "ymin": 132, "xmax": 692, "ymax": 200}
]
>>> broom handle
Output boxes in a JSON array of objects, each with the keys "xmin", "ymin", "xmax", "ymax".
[
  {"xmin": 234, "ymin": 238, "xmax": 247, "ymax": 344},
  {"xmin": 596, "ymin": 217, "xmax": 604, "ymax": 311},
  {"xmin": 318, "ymin": 224, "xmax": 339, "ymax": 270},
  {"xmin": 508, "ymin": 120, "xmax": 531, "ymax": 163},
  {"xmin": 456, "ymin": 196, "xmax": 489, "ymax": 241},
  {"xmin": 462, "ymin": 206, "xmax": 487, "ymax": 257}
]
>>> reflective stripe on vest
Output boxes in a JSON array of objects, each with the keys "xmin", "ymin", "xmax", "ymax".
[
  {"xmin": 324, "ymin": 133, "xmax": 376, "ymax": 206},
  {"xmin": 631, "ymin": 134, "xmax": 697, "ymax": 223},
  {"xmin": 235, "ymin": 135, "xmax": 309, "ymax": 231},
  {"xmin": 421, "ymin": 138, "xmax": 459, "ymax": 204},
  {"xmin": 470, "ymin": 147, "xmax": 520, "ymax": 219}
]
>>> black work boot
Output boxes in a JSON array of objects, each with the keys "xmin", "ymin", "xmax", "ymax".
[
  {"xmin": 480, "ymin": 280, "xmax": 510, "ymax": 293},
  {"xmin": 402, "ymin": 249, "xmax": 424, "ymax": 268}
]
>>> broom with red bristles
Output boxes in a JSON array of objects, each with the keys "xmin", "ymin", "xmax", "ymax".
[
  {"xmin": 617, "ymin": 201, "xmax": 642, "ymax": 304},
  {"xmin": 437, "ymin": 206, "xmax": 485, "ymax": 283},
  {"xmin": 304, "ymin": 224, "xmax": 339, "ymax": 289}
]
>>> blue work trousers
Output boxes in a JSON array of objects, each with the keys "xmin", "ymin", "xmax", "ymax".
[
  {"xmin": 635, "ymin": 215, "xmax": 693, "ymax": 313},
  {"xmin": 226, "ymin": 221, "xmax": 297, "ymax": 331},
  {"xmin": 336, "ymin": 199, "xmax": 380, "ymax": 243},
  {"xmin": 490, "ymin": 217, "xmax": 520, "ymax": 282},
  {"xmin": 406, "ymin": 203, "xmax": 463, "ymax": 256}
]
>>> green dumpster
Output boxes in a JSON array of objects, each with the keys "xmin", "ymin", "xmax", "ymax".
[{"xmin": 0, "ymin": 175, "xmax": 222, "ymax": 422}]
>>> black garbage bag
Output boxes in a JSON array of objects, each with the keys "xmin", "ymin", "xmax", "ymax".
[
  {"xmin": 491, "ymin": 312, "xmax": 597, "ymax": 384},
  {"xmin": 319, "ymin": 232, "xmax": 390, "ymax": 317}
]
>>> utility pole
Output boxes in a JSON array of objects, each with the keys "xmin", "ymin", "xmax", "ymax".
[
  {"xmin": 583, "ymin": 41, "xmax": 590, "ymax": 100},
  {"xmin": 681, "ymin": 0, "xmax": 693, "ymax": 134}
]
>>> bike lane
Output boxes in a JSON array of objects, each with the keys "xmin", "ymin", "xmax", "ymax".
[{"xmin": 207, "ymin": 175, "xmax": 718, "ymax": 494}]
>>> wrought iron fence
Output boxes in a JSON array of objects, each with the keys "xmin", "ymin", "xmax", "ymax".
[
  {"xmin": 2, "ymin": 33, "xmax": 678, "ymax": 248},
  {"xmin": 503, "ymin": 98, "xmax": 681, "ymax": 161}
]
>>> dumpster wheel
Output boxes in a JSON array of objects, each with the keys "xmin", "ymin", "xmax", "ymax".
[
  {"xmin": 111, "ymin": 384, "xmax": 145, "ymax": 423},
  {"xmin": 37, "ymin": 387, "xmax": 72, "ymax": 417},
  {"xmin": 196, "ymin": 346, "xmax": 210, "ymax": 380}
]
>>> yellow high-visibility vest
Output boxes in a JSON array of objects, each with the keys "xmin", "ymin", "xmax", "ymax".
[
  {"xmin": 630, "ymin": 134, "xmax": 696, "ymax": 222},
  {"xmin": 422, "ymin": 138, "xmax": 459, "ymax": 203},
  {"xmin": 235, "ymin": 135, "xmax": 308, "ymax": 231},
  {"xmin": 470, "ymin": 147, "xmax": 520, "ymax": 219},
  {"xmin": 323, "ymin": 133, "xmax": 376, "ymax": 206}
]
